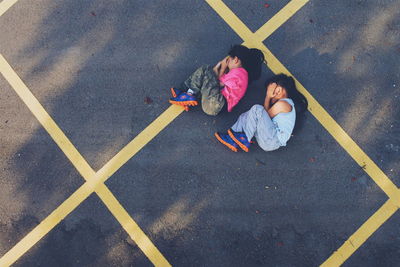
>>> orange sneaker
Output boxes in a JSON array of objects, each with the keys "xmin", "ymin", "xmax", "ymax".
[
  {"xmin": 228, "ymin": 129, "xmax": 251, "ymax": 152},
  {"xmin": 214, "ymin": 132, "xmax": 238, "ymax": 152},
  {"xmin": 169, "ymin": 92, "xmax": 198, "ymax": 107}
]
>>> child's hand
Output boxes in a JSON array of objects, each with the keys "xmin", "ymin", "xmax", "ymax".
[
  {"xmin": 267, "ymin": 83, "xmax": 278, "ymax": 98},
  {"xmin": 215, "ymin": 56, "xmax": 230, "ymax": 77},
  {"xmin": 213, "ymin": 62, "xmax": 222, "ymax": 75},
  {"xmin": 221, "ymin": 56, "xmax": 229, "ymax": 62},
  {"xmin": 220, "ymin": 57, "xmax": 227, "ymax": 68},
  {"xmin": 220, "ymin": 57, "xmax": 230, "ymax": 73}
]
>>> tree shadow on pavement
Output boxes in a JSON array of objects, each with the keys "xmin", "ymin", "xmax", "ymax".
[{"xmin": 1, "ymin": 0, "xmax": 400, "ymax": 266}]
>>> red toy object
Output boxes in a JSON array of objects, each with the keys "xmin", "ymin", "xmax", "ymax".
[{"xmin": 264, "ymin": 3, "xmax": 270, "ymax": 8}]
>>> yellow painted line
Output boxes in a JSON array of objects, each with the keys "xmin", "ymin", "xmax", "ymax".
[
  {"xmin": 0, "ymin": 54, "xmax": 176, "ymax": 266},
  {"xmin": 206, "ymin": 1, "xmax": 400, "ymax": 265},
  {"xmin": 95, "ymin": 104, "xmax": 183, "ymax": 181},
  {"xmin": 206, "ymin": 0, "xmax": 254, "ymax": 42},
  {"xmin": 0, "ymin": 180, "xmax": 173, "ymax": 267},
  {"xmin": 0, "ymin": 182, "xmax": 91, "ymax": 267},
  {"xmin": 2, "ymin": 0, "xmax": 395, "ymax": 265},
  {"xmin": 2, "ymin": 100, "xmax": 180, "ymax": 264},
  {"xmin": 207, "ymin": 0, "xmax": 309, "ymax": 47},
  {"xmin": 207, "ymin": 0, "xmax": 400, "ymax": 213},
  {"xmin": 0, "ymin": 0, "xmax": 18, "ymax": 17},
  {"xmin": 254, "ymin": 0, "xmax": 309, "ymax": 42},
  {"xmin": 0, "ymin": 1, "xmax": 310, "ymax": 266},
  {"xmin": 96, "ymin": 186, "xmax": 171, "ymax": 267},
  {"xmin": 260, "ymin": 46, "xmax": 400, "ymax": 202},
  {"xmin": 0, "ymin": 54, "xmax": 94, "ymax": 179},
  {"xmin": 321, "ymin": 199, "xmax": 398, "ymax": 267}
]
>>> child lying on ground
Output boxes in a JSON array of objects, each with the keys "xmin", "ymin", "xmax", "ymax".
[
  {"xmin": 169, "ymin": 45, "xmax": 265, "ymax": 115},
  {"xmin": 215, "ymin": 74, "xmax": 308, "ymax": 152}
]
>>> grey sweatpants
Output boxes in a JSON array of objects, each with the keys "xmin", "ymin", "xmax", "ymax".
[{"xmin": 231, "ymin": 104, "xmax": 281, "ymax": 151}]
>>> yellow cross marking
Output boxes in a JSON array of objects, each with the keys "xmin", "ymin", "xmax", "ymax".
[
  {"xmin": 0, "ymin": 0, "xmax": 308, "ymax": 265},
  {"xmin": 205, "ymin": 0, "xmax": 400, "ymax": 266},
  {"xmin": 1, "ymin": 0, "xmax": 398, "ymax": 266},
  {"xmin": 322, "ymin": 198, "xmax": 398, "ymax": 266},
  {"xmin": 0, "ymin": 55, "xmax": 176, "ymax": 266}
]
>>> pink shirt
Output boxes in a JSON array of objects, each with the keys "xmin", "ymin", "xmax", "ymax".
[{"xmin": 219, "ymin": 67, "xmax": 248, "ymax": 112}]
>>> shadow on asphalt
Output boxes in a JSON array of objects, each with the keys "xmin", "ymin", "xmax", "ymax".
[{"xmin": 1, "ymin": 0, "xmax": 399, "ymax": 266}]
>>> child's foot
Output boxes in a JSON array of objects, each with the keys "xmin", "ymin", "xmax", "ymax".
[
  {"xmin": 169, "ymin": 92, "xmax": 198, "ymax": 107},
  {"xmin": 214, "ymin": 132, "xmax": 238, "ymax": 152},
  {"xmin": 170, "ymin": 88, "xmax": 190, "ymax": 111},
  {"xmin": 170, "ymin": 87, "xmax": 182, "ymax": 98},
  {"xmin": 228, "ymin": 129, "xmax": 251, "ymax": 152}
]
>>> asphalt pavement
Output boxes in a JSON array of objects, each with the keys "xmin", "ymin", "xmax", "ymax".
[{"xmin": 1, "ymin": 0, "xmax": 399, "ymax": 266}]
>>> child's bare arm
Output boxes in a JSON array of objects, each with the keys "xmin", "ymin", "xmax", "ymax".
[
  {"xmin": 264, "ymin": 83, "xmax": 292, "ymax": 119},
  {"xmin": 212, "ymin": 55, "xmax": 231, "ymax": 87},
  {"xmin": 213, "ymin": 62, "xmax": 221, "ymax": 75},
  {"xmin": 263, "ymin": 83, "xmax": 276, "ymax": 112},
  {"xmin": 219, "ymin": 57, "xmax": 229, "ymax": 76},
  {"xmin": 263, "ymin": 83, "xmax": 291, "ymax": 117},
  {"xmin": 213, "ymin": 56, "xmax": 228, "ymax": 75},
  {"xmin": 267, "ymin": 101, "xmax": 292, "ymax": 118}
]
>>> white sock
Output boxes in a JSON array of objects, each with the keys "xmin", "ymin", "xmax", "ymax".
[{"xmin": 187, "ymin": 88, "xmax": 195, "ymax": 95}]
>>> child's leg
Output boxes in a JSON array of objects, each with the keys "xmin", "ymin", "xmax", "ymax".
[
  {"xmin": 231, "ymin": 104, "xmax": 266, "ymax": 140},
  {"xmin": 183, "ymin": 65, "xmax": 216, "ymax": 94},
  {"xmin": 231, "ymin": 104, "xmax": 280, "ymax": 151},
  {"xmin": 200, "ymin": 89, "xmax": 225, "ymax": 116},
  {"xmin": 184, "ymin": 65, "xmax": 225, "ymax": 116}
]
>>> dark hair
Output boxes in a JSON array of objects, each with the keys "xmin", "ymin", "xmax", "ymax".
[
  {"xmin": 228, "ymin": 45, "xmax": 265, "ymax": 83},
  {"xmin": 265, "ymin": 74, "xmax": 308, "ymax": 113}
]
